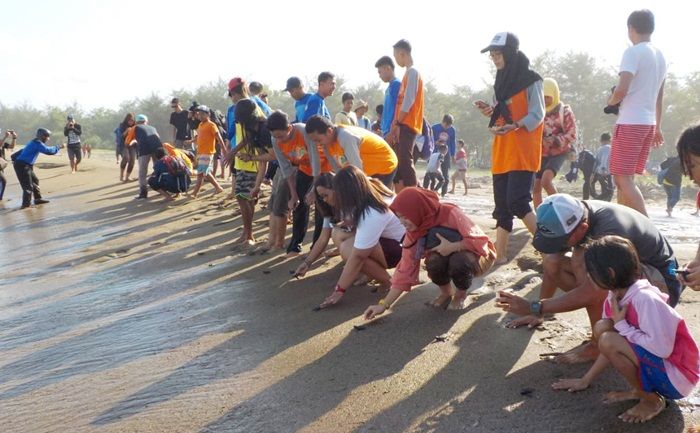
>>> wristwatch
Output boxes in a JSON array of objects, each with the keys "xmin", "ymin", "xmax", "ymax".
[
  {"xmin": 379, "ymin": 298, "xmax": 390, "ymax": 310},
  {"xmin": 530, "ymin": 300, "xmax": 543, "ymax": 317}
]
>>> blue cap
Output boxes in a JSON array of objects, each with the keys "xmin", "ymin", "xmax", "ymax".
[
  {"xmin": 135, "ymin": 114, "xmax": 148, "ymax": 123},
  {"xmin": 532, "ymin": 194, "xmax": 585, "ymax": 254}
]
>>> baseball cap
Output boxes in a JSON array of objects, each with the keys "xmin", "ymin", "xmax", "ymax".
[
  {"xmin": 195, "ymin": 105, "xmax": 210, "ymax": 113},
  {"xmin": 135, "ymin": 114, "xmax": 148, "ymax": 123},
  {"xmin": 284, "ymin": 76, "xmax": 302, "ymax": 91},
  {"xmin": 37, "ymin": 128, "xmax": 52, "ymax": 137},
  {"xmin": 480, "ymin": 32, "xmax": 520, "ymax": 53},
  {"xmin": 228, "ymin": 77, "xmax": 245, "ymax": 91},
  {"xmin": 532, "ymin": 194, "xmax": 585, "ymax": 254}
]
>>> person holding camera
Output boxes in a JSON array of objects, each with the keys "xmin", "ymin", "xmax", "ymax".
[
  {"xmin": 64, "ymin": 115, "xmax": 83, "ymax": 173},
  {"xmin": 12, "ymin": 128, "xmax": 65, "ymax": 209},
  {"xmin": 0, "ymin": 129, "xmax": 18, "ymax": 200}
]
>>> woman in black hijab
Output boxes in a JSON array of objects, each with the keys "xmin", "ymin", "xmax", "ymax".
[{"xmin": 474, "ymin": 32, "xmax": 545, "ymax": 291}]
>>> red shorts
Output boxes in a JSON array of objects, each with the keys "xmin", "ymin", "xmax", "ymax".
[{"xmin": 609, "ymin": 124, "xmax": 655, "ymax": 176}]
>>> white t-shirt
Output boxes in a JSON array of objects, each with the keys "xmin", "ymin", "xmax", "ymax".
[
  {"xmin": 353, "ymin": 203, "xmax": 405, "ymax": 250},
  {"xmin": 617, "ymin": 42, "xmax": 666, "ymax": 125},
  {"xmin": 426, "ymin": 152, "xmax": 444, "ymax": 173}
]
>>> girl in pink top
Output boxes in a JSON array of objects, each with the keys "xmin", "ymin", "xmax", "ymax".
[
  {"xmin": 364, "ymin": 187, "xmax": 496, "ymax": 319},
  {"xmin": 553, "ymin": 235, "xmax": 699, "ymax": 424}
]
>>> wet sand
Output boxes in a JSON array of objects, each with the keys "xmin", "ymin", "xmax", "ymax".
[{"xmin": 1, "ymin": 151, "xmax": 699, "ymax": 433}]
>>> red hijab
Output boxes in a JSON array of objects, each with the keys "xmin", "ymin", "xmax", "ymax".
[{"xmin": 390, "ymin": 187, "xmax": 458, "ymax": 245}]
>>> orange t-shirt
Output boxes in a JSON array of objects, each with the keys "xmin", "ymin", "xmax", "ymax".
[
  {"xmin": 196, "ymin": 119, "xmax": 219, "ymax": 155},
  {"xmin": 396, "ymin": 66, "xmax": 424, "ymax": 134},
  {"xmin": 491, "ymin": 89, "xmax": 543, "ymax": 174},
  {"xmin": 124, "ymin": 126, "xmax": 136, "ymax": 146},
  {"xmin": 324, "ymin": 126, "xmax": 398, "ymax": 176},
  {"xmin": 276, "ymin": 128, "xmax": 331, "ymax": 176}
]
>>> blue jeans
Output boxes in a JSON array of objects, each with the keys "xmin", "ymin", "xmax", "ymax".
[{"xmin": 663, "ymin": 184, "xmax": 681, "ymax": 211}]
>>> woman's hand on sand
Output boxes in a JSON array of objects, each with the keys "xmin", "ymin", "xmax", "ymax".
[
  {"xmin": 319, "ymin": 289, "xmax": 344, "ymax": 309},
  {"xmin": 363, "ymin": 305, "xmax": 386, "ymax": 320},
  {"xmin": 552, "ymin": 377, "xmax": 589, "ymax": 392}
]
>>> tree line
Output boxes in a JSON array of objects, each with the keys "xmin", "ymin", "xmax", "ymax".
[{"xmin": 1, "ymin": 51, "xmax": 698, "ymax": 168}]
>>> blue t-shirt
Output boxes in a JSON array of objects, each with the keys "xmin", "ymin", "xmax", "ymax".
[
  {"xmin": 302, "ymin": 93, "xmax": 331, "ymax": 122},
  {"xmin": 381, "ymin": 79, "xmax": 401, "ymax": 136},
  {"xmin": 252, "ymin": 95, "xmax": 273, "ymax": 117},
  {"xmin": 226, "ymin": 104, "xmax": 237, "ymax": 143},
  {"xmin": 432, "ymin": 123, "xmax": 457, "ymax": 157},
  {"xmin": 16, "ymin": 139, "xmax": 60, "ymax": 165},
  {"xmin": 294, "ymin": 93, "xmax": 312, "ymax": 123}
]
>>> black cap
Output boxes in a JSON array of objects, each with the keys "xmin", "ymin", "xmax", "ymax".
[
  {"xmin": 285, "ymin": 76, "xmax": 302, "ymax": 91},
  {"xmin": 37, "ymin": 128, "xmax": 51, "ymax": 137}
]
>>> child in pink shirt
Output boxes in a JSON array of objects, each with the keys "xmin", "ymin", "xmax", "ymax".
[{"xmin": 553, "ymin": 235, "xmax": 699, "ymax": 424}]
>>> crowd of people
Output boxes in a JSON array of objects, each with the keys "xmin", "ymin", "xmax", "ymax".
[{"xmin": 3, "ymin": 8, "xmax": 700, "ymax": 426}]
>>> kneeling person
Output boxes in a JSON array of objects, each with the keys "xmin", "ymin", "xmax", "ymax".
[{"xmin": 148, "ymin": 147, "xmax": 191, "ymax": 201}]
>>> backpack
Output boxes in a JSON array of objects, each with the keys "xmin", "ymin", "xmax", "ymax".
[
  {"xmin": 210, "ymin": 109, "xmax": 227, "ymax": 137},
  {"xmin": 162, "ymin": 155, "xmax": 188, "ymax": 176},
  {"xmin": 413, "ymin": 118, "xmax": 435, "ymax": 161}
]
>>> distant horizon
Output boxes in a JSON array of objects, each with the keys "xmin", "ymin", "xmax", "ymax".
[{"xmin": 1, "ymin": 1, "xmax": 698, "ymax": 110}]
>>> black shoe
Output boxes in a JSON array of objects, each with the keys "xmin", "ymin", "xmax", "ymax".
[
  {"xmin": 20, "ymin": 204, "xmax": 32, "ymax": 209},
  {"xmin": 34, "ymin": 199, "xmax": 50, "ymax": 205},
  {"xmin": 134, "ymin": 194, "xmax": 148, "ymax": 200},
  {"xmin": 287, "ymin": 244, "xmax": 302, "ymax": 254}
]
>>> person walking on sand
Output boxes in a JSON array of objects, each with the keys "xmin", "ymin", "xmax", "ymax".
[
  {"xmin": 449, "ymin": 139, "xmax": 469, "ymax": 195},
  {"xmin": 12, "ymin": 128, "xmax": 65, "ymax": 209},
  {"xmin": 187, "ymin": 105, "xmax": 225, "ymax": 198},
  {"xmin": 64, "ymin": 115, "xmax": 82, "ymax": 173},
  {"xmin": 552, "ymin": 236, "xmax": 699, "ymax": 424},
  {"xmin": 474, "ymin": 32, "xmax": 544, "ymax": 265},
  {"xmin": 607, "ymin": 9, "xmax": 666, "ymax": 216},
  {"xmin": 116, "ymin": 113, "xmax": 137, "ymax": 182},
  {"xmin": 363, "ymin": 187, "xmax": 496, "ymax": 318}
]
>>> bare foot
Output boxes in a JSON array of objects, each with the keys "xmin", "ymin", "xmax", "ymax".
[
  {"xmin": 603, "ymin": 390, "xmax": 638, "ymax": 405},
  {"xmin": 447, "ymin": 292, "xmax": 469, "ymax": 310},
  {"xmin": 618, "ymin": 396, "xmax": 666, "ymax": 423},
  {"xmin": 284, "ymin": 250, "xmax": 300, "ymax": 259},
  {"xmin": 427, "ymin": 293, "xmax": 452, "ymax": 309},
  {"xmin": 554, "ymin": 341, "xmax": 599, "ymax": 364}
]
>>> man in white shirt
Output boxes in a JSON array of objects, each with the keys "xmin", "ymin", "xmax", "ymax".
[{"xmin": 607, "ymin": 9, "xmax": 666, "ymax": 216}]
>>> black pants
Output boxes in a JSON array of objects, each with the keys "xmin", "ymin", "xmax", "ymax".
[
  {"xmin": 440, "ymin": 157, "xmax": 450, "ymax": 196},
  {"xmin": 287, "ymin": 171, "xmax": 323, "ymax": 253},
  {"xmin": 13, "ymin": 161, "xmax": 42, "ymax": 206},
  {"xmin": 492, "ymin": 170, "xmax": 535, "ymax": 232},
  {"xmin": 581, "ymin": 169, "xmax": 593, "ymax": 200},
  {"xmin": 423, "ymin": 172, "xmax": 444, "ymax": 191}
]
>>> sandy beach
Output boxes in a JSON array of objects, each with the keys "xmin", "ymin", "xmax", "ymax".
[{"xmin": 1, "ymin": 150, "xmax": 699, "ymax": 433}]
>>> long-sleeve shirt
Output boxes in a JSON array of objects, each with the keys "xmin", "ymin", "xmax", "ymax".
[
  {"xmin": 390, "ymin": 207, "xmax": 495, "ymax": 291},
  {"xmin": 594, "ymin": 145, "xmax": 611, "ymax": 175},
  {"xmin": 603, "ymin": 279, "xmax": 699, "ymax": 397},
  {"xmin": 63, "ymin": 124, "xmax": 82, "ymax": 145},
  {"xmin": 542, "ymin": 103, "xmax": 577, "ymax": 157},
  {"xmin": 381, "ymin": 79, "xmax": 401, "ymax": 136},
  {"xmin": 16, "ymin": 139, "xmax": 60, "ymax": 165}
]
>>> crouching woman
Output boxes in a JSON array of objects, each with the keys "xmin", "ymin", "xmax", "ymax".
[
  {"xmin": 364, "ymin": 187, "xmax": 496, "ymax": 319},
  {"xmin": 148, "ymin": 147, "xmax": 191, "ymax": 201}
]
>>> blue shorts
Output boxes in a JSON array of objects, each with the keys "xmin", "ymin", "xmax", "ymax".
[{"xmin": 631, "ymin": 343, "xmax": 683, "ymax": 399}]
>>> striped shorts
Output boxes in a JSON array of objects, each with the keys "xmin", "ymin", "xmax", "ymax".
[{"xmin": 609, "ymin": 124, "xmax": 655, "ymax": 176}]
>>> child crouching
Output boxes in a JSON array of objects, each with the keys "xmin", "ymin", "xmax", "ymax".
[{"xmin": 552, "ymin": 235, "xmax": 699, "ymax": 423}]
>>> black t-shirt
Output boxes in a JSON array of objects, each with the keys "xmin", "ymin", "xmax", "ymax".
[
  {"xmin": 582, "ymin": 200, "xmax": 676, "ymax": 274},
  {"xmin": 578, "ymin": 150, "xmax": 596, "ymax": 175},
  {"xmin": 169, "ymin": 110, "xmax": 191, "ymax": 140},
  {"xmin": 135, "ymin": 124, "xmax": 162, "ymax": 156}
]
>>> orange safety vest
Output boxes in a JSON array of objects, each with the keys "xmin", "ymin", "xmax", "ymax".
[
  {"xmin": 396, "ymin": 67, "xmax": 424, "ymax": 134},
  {"xmin": 325, "ymin": 126, "xmax": 398, "ymax": 176},
  {"xmin": 277, "ymin": 128, "xmax": 331, "ymax": 176},
  {"xmin": 491, "ymin": 89, "xmax": 543, "ymax": 174}
]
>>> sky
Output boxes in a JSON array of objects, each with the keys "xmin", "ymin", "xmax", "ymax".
[{"xmin": 1, "ymin": 0, "xmax": 699, "ymax": 111}]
